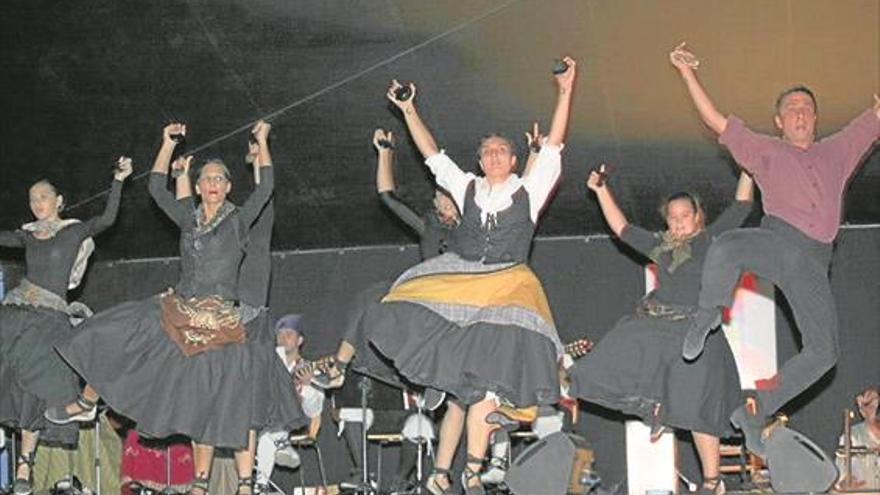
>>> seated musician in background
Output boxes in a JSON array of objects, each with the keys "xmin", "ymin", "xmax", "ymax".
[
  {"xmin": 837, "ymin": 387, "xmax": 880, "ymax": 490},
  {"xmin": 254, "ymin": 315, "xmax": 324, "ymax": 493}
]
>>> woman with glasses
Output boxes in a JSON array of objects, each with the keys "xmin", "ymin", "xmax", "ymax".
[{"xmin": 47, "ymin": 122, "xmax": 305, "ymax": 495}]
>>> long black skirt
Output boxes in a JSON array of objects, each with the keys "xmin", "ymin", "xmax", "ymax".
[
  {"xmin": 0, "ymin": 305, "xmax": 79, "ymax": 445},
  {"xmin": 362, "ymin": 301, "xmax": 560, "ymax": 407},
  {"xmin": 58, "ymin": 296, "xmax": 306, "ymax": 449},
  {"xmin": 569, "ymin": 314, "xmax": 742, "ymax": 437},
  {"xmin": 341, "ymin": 281, "xmax": 411, "ymax": 390}
]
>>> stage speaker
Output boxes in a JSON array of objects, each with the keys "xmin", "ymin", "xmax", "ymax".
[
  {"xmin": 506, "ymin": 432, "xmax": 596, "ymax": 495},
  {"xmin": 765, "ymin": 426, "xmax": 838, "ymax": 493}
]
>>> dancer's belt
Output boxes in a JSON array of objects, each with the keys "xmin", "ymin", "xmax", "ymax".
[
  {"xmin": 159, "ymin": 288, "xmax": 246, "ymax": 356},
  {"xmin": 636, "ymin": 298, "xmax": 696, "ymax": 321},
  {"xmin": 2, "ymin": 278, "xmax": 93, "ymax": 325}
]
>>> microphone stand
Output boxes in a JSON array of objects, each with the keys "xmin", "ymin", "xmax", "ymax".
[{"xmin": 359, "ymin": 376, "xmax": 373, "ymax": 494}]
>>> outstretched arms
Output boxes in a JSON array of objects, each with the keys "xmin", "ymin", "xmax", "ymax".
[{"xmin": 670, "ymin": 43, "xmax": 727, "ymax": 135}]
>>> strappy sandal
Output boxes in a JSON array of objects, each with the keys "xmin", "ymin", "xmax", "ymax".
[
  {"xmin": 188, "ymin": 476, "xmax": 209, "ymax": 495},
  {"xmin": 44, "ymin": 393, "xmax": 97, "ymax": 424},
  {"xmin": 649, "ymin": 403, "xmax": 669, "ymax": 443},
  {"xmin": 236, "ymin": 477, "xmax": 253, "ymax": 495},
  {"xmin": 696, "ymin": 476, "xmax": 726, "ymax": 495},
  {"xmin": 13, "ymin": 453, "xmax": 35, "ymax": 495},
  {"xmin": 424, "ymin": 467, "xmax": 452, "ymax": 495},
  {"xmin": 461, "ymin": 455, "xmax": 486, "ymax": 495}
]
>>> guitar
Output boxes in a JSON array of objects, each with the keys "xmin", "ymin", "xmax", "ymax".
[{"xmin": 292, "ymin": 355, "xmax": 335, "ymax": 387}]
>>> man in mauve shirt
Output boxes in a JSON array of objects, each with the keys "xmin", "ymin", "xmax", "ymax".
[{"xmin": 669, "ymin": 42, "xmax": 880, "ymax": 457}]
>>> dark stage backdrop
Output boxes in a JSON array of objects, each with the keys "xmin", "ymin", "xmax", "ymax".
[{"xmin": 2, "ymin": 227, "xmax": 878, "ymax": 486}]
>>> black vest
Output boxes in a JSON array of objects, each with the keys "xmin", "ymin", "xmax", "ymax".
[
  {"xmin": 176, "ymin": 211, "xmax": 245, "ymax": 301},
  {"xmin": 452, "ymin": 180, "xmax": 534, "ymax": 264}
]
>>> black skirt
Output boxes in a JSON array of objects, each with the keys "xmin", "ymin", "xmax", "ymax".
[
  {"xmin": 363, "ymin": 301, "xmax": 560, "ymax": 407},
  {"xmin": 58, "ymin": 296, "xmax": 306, "ymax": 449},
  {"xmin": 570, "ymin": 313, "xmax": 742, "ymax": 437},
  {"xmin": 0, "ymin": 304, "xmax": 79, "ymax": 445},
  {"xmin": 341, "ymin": 281, "xmax": 413, "ymax": 390}
]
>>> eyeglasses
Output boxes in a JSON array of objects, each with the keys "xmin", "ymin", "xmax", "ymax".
[{"xmin": 198, "ymin": 175, "xmax": 228, "ymax": 184}]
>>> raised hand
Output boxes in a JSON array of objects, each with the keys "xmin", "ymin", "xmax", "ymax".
[
  {"xmin": 386, "ymin": 79, "xmax": 416, "ymax": 112},
  {"xmin": 170, "ymin": 155, "xmax": 193, "ymax": 178},
  {"xmin": 525, "ymin": 122, "xmax": 545, "ymax": 153},
  {"xmin": 586, "ymin": 164, "xmax": 609, "ymax": 192},
  {"xmin": 554, "ymin": 56, "xmax": 577, "ymax": 95},
  {"xmin": 244, "ymin": 140, "xmax": 260, "ymax": 165},
  {"xmin": 114, "ymin": 156, "xmax": 134, "ymax": 181},
  {"xmin": 670, "ymin": 42, "xmax": 700, "ymax": 71},
  {"xmin": 163, "ymin": 123, "xmax": 186, "ymax": 146},
  {"xmin": 373, "ymin": 128, "xmax": 394, "ymax": 151},
  {"xmin": 251, "ymin": 120, "xmax": 271, "ymax": 144}
]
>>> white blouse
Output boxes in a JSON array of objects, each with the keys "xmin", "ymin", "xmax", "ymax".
[{"xmin": 424, "ymin": 143, "xmax": 563, "ymax": 225}]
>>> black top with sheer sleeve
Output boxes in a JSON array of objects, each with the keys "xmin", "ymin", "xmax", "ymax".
[
  {"xmin": 0, "ymin": 180, "xmax": 123, "ymax": 298},
  {"xmin": 379, "ymin": 191, "xmax": 456, "ymax": 261}
]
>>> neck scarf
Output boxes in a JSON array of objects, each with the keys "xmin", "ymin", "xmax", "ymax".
[
  {"xmin": 194, "ymin": 201, "xmax": 235, "ymax": 237},
  {"xmin": 648, "ymin": 229, "xmax": 701, "ymax": 274}
]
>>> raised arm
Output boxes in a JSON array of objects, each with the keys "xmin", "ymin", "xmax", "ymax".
[
  {"xmin": 152, "ymin": 123, "xmax": 185, "ymax": 175},
  {"xmin": 374, "ymin": 129, "xmax": 396, "ymax": 194},
  {"xmin": 707, "ymin": 172, "xmax": 755, "ymax": 236},
  {"xmin": 520, "ymin": 57, "xmax": 577, "ymax": 220},
  {"xmin": 670, "ymin": 43, "xmax": 728, "ymax": 135},
  {"xmin": 83, "ymin": 157, "xmax": 132, "ymax": 236},
  {"xmin": 387, "ymin": 81, "xmax": 474, "ymax": 210},
  {"xmin": 173, "ymin": 155, "xmax": 194, "ymax": 202},
  {"xmin": 372, "ymin": 128, "xmax": 426, "ymax": 234},
  {"xmin": 148, "ymin": 123, "xmax": 192, "ymax": 227},
  {"xmin": 523, "ymin": 122, "xmax": 544, "ymax": 177},
  {"xmin": 586, "ymin": 164, "xmax": 627, "ymax": 237},
  {"xmin": 386, "ymin": 80, "xmax": 439, "ymax": 158},
  {"xmin": 734, "ymin": 171, "xmax": 754, "ymax": 202},
  {"xmin": 545, "ymin": 56, "xmax": 576, "ymax": 147},
  {"xmin": 825, "ymin": 96, "xmax": 880, "ymax": 179},
  {"xmin": 237, "ymin": 120, "xmax": 274, "ymax": 229},
  {"xmin": 252, "ymin": 120, "xmax": 273, "ymax": 174}
]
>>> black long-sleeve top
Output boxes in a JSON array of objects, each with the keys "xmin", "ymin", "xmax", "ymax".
[{"xmin": 0, "ymin": 180, "xmax": 123, "ymax": 298}]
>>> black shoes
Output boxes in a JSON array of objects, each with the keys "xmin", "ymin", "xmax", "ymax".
[{"xmin": 682, "ymin": 308, "xmax": 722, "ymax": 360}]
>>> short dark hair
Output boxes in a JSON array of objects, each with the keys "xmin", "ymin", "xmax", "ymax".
[
  {"xmin": 197, "ymin": 159, "xmax": 231, "ymax": 180},
  {"xmin": 30, "ymin": 179, "xmax": 65, "ymax": 211},
  {"xmin": 659, "ymin": 191, "xmax": 704, "ymax": 221},
  {"xmin": 775, "ymin": 85, "xmax": 818, "ymax": 114},
  {"xmin": 476, "ymin": 134, "xmax": 518, "ymax": 159}
]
